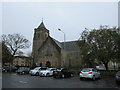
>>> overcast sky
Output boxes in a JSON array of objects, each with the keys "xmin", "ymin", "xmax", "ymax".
[{"xmin": 1, "ymin": 2, "xmax": 118, "ymax": 54}]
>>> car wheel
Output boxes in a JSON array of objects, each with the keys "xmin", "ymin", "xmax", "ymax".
[
  {"xmin": 22, "ymin": 72, "xmax": 25, "ymax": 75},
  {"xmin": 80, "ymin": 77, "xmax": 83, "ymax": 80},
  {"xmin": 92, "ymin": 76, "xmax": 96, "ymax": 81},
  {"xmin": 62, "ymin": 74, "xmax": 65, "ymax": 78},
  {"xmin": 116, "ymin": 80, "xmax": 120, "ymax": 85},
  {"xmin": 53, "ymin": 76, "xmax": 56, "ymax": 78},
  {"xmin": 46, "ymin": 73, "xmax": 50, "ymax": 77},
  {"xmin": 36, "ymin": 72, "xmax": 39, "ymax": 76}
]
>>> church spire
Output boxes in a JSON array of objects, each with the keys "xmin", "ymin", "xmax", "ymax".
[
  {"xmin": 38, "ymin": 22, "xmax": 46, "ymax": 29},
  {"xmin": 38, "ymin": 18, "xmax": 46, "ymax": 29}
]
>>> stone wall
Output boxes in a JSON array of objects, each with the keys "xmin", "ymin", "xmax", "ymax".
[
  {"xmin": 13, "ymin": 57, "xmax": 30, "ymax": 67},
  {"xmin": 60, "ymin": 50, "xmax": 81, "ymax": 68},
  {"xmin": 36, "ymin": 37, "xmax": 61, "ymax": 68}
]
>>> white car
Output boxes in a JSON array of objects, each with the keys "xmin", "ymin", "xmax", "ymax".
[
  {"xmin": 79, "ymin": 68, "xmax": 101, "ymax": 80},
  {"xmin": 29, "ymin": 67, "xmax": 48, "ymax": 76},
  {"xmin": 39, "ymin": 68, "xmax": 56, "ymax": 77}
]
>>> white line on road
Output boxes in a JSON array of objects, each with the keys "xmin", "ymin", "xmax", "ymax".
[{"xmin": 19, "ymin": 81, "xmax": 27, "ymax": 84}]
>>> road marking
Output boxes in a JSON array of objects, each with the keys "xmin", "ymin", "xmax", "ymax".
[{"xmin": 19, "ymin": 81, "xmax": 27, "ymax": 84}]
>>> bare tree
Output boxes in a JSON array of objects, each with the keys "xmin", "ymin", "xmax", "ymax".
[{"xmin": 2, "ymin": 33, "xmax": 31, "ymax": 64}]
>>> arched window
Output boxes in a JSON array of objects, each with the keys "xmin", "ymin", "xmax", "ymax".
[{"xmin": 44, "ymin": 48, "xmax": 52, "ymax": 56}]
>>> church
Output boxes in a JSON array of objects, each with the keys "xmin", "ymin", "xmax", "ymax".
[{"xmin": 32, "ymin": 21, "xmax": 82, "ymax": 68}]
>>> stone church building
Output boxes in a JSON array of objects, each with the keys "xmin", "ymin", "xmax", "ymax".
[{"xmin": 32, "ymin": 21, "xmax": 82, "ymax": 68}]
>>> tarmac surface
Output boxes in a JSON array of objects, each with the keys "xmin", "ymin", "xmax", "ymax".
[{"xmin": 2, "ymin": 73, "xmax": 120, "ymax": 88}]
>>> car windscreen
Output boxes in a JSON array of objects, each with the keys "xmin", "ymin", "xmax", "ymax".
[
  {"xmin": 46, "ymin": 68, "xmax": 52, "ymax": 71},
  {"xmin": 19, "ymin": 67, "xmax": 29, "ymax": 70},
  {"xmin": 34, "ymin": 67, "xmax": 40, "ymax": 70},
  {"xmin": 40, "ymin": 68, "xmax": 47, "ymax": 70},
  {"xmin": 82, "ymin": 68, "xmax": 92, "ymax": 72}
]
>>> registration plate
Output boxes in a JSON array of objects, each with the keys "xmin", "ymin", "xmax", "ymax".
[
  {"xmin": 55, "ymin": 72, "xmax": 58, "ymax": 74},
  {"xmin": 83, "ymin": 75, "xmax": 88, "ymax": 77}
]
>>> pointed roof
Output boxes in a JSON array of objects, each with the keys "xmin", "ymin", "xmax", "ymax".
[
  {"xmin": 38, "ymin": 21, "xmax": 46, "ymax": 29},
  {"xmin": 38, "ymin": 36, "xmax": 80, "ymax": 52}
]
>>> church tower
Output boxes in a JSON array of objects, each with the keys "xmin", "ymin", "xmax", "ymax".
[{"xmin": 32, "ymin": 21, "xmax": 49, "ymax": 64}]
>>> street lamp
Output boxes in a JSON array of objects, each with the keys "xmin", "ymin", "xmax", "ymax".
[
  {"xmin": 58, "ymin": 29, "xmax": 66, "ymax": 50},
  {"xmin": 58, "ymin": 29, "xmax": 66, "ymax": 67}
]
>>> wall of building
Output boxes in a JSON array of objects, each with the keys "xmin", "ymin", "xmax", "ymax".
[
  {"xmin": 66, "ymin": 51, "xmax": 82, "ymax": 68},
  {"xmin": 108, "ymin": 61, "xmax": 120, "ymax": 70},
  {"xmin": 36, "ymin": 37, "xmax": 61, "ymax": 67},
  {"xmin": 32, "ymin": 28, "xmax": 49, "ymax": 63},
  {"xmin": 13, "ymin": 57, "xmax": 30, "ymax": 67}
]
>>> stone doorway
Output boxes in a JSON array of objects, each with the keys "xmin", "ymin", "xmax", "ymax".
[{"xmin": 46, "ymin": 61, "xmax": 51, "ymax": 67}]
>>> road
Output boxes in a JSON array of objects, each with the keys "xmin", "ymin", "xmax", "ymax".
[{"xmin": 2, "ymin": 73, "xmax": 120, "ymax": 88}]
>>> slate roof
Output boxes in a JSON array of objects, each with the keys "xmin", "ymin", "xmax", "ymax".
[
  {"xmin": 52, "ymin": 38, "xmax": 80, "ymax": 52},
  {"xmin": 36, "ymin": 22, "xmax": 80, "ymax": 52},
  {"xmin": 61, "ymin": 41, "xmax": 80, "ymax": 52},
  {"xmin": 52, "ymin": 38, "xmax": 62, "ymax": 49}
]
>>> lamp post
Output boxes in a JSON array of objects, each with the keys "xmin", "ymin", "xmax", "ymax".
[
  {"xmin": 58, "ymin": 29, "xmax": 66, "ymax": 67},
  {"xmin": 58, "ymin": 29, "xmax": 66, "ymax": 50}
]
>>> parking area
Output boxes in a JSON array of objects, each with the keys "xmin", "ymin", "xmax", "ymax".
[{"xmin": 2, "ymin": 73, "xmax": 120, "ymax": 88}]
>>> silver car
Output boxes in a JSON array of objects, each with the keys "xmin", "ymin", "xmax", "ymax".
[
  {"xmin": 29, "ymin": 67, "xmax": 48, "ymax": 76},
  {"xmin": 79, "ymin": 68, "xmax": 101, "ymax": 80},
  {"xmin": 39, "ymin": 68, "xmax": 56, "ymax": 77}
]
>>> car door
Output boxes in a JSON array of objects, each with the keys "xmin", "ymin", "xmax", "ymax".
[
  {"xmin": 94, "ymin": 69, "xmax": 100, "ymax": 78},
  {"xmin": 50, "ymin": 69, "xmax": 56, "ymax": 75},
  {"xmin": 92, "ymin": 69, "xmax": 97, "ymax": 78},
  {"xmin": 49, "ymin": 69, "xmax": 53, "ymax": 75},
  {"xmin": 62, "ymin": 69, "xmax": 69, "ymax": 77}
]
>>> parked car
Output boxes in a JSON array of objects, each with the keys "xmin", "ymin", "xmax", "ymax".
[
  {"xmin": 79, "ymin": 68, "xmax": 101, "ymax": 80},
  {"xmin": 96, "ymin": 64, "xmax": 106, "ymax": 71},
  {"xmin": 29, "ymin": 67, "xmax": 48, "ymax": 76},
  {"xmin": 2, "ymin": 66, "xmax": 18, "ymax": 72},
  {"xmin": 2, "ymin": 66, "xmax": 10, "ymax": 72},
  {"xmin": 115, "ymin": 71, "xmax": 120, "ymax": 84},
  {"xmin": 53, "ymin": 68, "xmax": 73, "ymax": 78},
  {"xmin": 39, "ymin": 68, "xmax": 56, "ymax": 77},
  {"xmin": 16, "ymin": 67, "xmax": 30, "ymax": 75}
]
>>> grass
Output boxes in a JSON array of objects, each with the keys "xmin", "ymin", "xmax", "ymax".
[
  {"xmin": 99, "ymin": 70, "xmax": 116, "ymax": 77},
  {"xmin": 68, "ymin": 68, "xmax": 81, "ymax": 76}
]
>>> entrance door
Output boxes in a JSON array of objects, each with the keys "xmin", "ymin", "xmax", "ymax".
[{"xmin": 46, "ymin": 61, "xmax": 51, "ymax": 67}]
